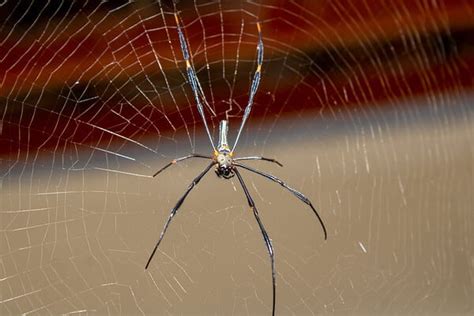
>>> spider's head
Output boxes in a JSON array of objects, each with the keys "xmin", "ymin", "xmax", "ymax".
[{"xmin": 214, "ymin": 151, "xmax": 234, "ymax": 179}]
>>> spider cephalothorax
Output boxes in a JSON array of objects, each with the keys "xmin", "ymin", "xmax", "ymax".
[{"xmin": 146, "ymin": 13, "xmax": 327, "ymax": 316}]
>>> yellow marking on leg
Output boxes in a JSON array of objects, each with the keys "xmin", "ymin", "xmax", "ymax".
[
  {"xmin": 256, "ymin": 22, "xmax": 261, "ymax": 33},
  {"xmin": 256, "ymin": 64, "xmax": 262, "ymax": 73},
  {"xmin": 174, "ymin": 13, "xmax": 180, "ymax": 25},
  {"xmin": 186, "ymin": 60, "xmax": 191, "ymax": 68}
]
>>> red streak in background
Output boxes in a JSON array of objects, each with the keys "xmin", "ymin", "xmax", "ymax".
[{"xmin": 1, "ymin": 0, "xmax": 473, "ymax": 160}]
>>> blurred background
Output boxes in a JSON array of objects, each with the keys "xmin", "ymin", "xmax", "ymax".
[{"xmin": 1, "ymin": 0, "xmax": 473, "ymax": 314}]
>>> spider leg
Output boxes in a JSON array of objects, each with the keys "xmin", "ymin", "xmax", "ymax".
[
  {"xmin": 235, "ymin": 163, "xmax": 327, "ymax": 240},
  {"xmin": 153, "ymin": 154, "xmax": 212, "ymax": 177},
  {"xmin": 234, "ymin": 169, "xmax": 276, "ymax": 316},
  {"xmin": 232, "ymin": 22, "xmax": 263, "ymax": 152},
  {"xmin": 233, "ymin": 156, "xmax": 283, "ymax": 167},
  {"xmin": 146, "ymin": 162, "xmax": 215, "ymax": 269},
  {"xmin": 174, "ymin": 13, "xmax": 216, "ymax": 150}
]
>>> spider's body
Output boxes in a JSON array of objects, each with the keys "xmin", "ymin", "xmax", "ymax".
[
  {"xmin": 214, "ymin": 120, "xmax": 235, "ymax": 179},
  {"xmin": 145, "ymin": 12, "xmax": 327, "ymax": 316},
  {"xmin": 214, "ymin": 151, "xmax": 234, "ymax": 179}
]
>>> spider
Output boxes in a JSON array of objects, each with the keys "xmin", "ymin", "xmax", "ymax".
[{"xmin": 145, "ymin": 13, "xmax": 327, "ymax": 316}]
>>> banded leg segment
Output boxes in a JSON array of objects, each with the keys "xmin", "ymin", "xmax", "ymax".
[
  {"xmin": 146, "ymin": 162, "xmax": 215, "ymax": 269},
  {"xmin": 233, "ymin": 156, "xmax": 283, "ymax": 167},
  {"xmin": 235, "ymin": 163, "xmax": 327, "ymax": 240},
  {"xmin": 174, "ymin": 13, "xmax": 216, "ymax": 150},
  {"xmin": 234, "ymin": 169, "xmax": 276, "ymax": 316},
  {"xmin": 232, "ymin": 22, "xmax": 264, "ymax": 152},
  {"xmin": 152, "ymin": 154, "xmax": 212, "ymax": 177}
]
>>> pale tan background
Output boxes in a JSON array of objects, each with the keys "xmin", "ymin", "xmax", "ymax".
[{"xmin": 2, "ymin": 95, "xmax": 473, "ymax": 315}]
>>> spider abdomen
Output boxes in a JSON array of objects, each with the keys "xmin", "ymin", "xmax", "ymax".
[{"xmin": 215, "ymin": 152, "xmax": 235, "ymax": 179}]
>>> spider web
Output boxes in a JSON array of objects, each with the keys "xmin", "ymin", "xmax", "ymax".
[{"xmin": 1, "ymin": 0, "xmax": 473, "ymax": 314}]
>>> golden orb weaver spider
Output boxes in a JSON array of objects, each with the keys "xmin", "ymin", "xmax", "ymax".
[{"xmin": 145, "ymin": 12, "xmax": 327, "ymax": 316}]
